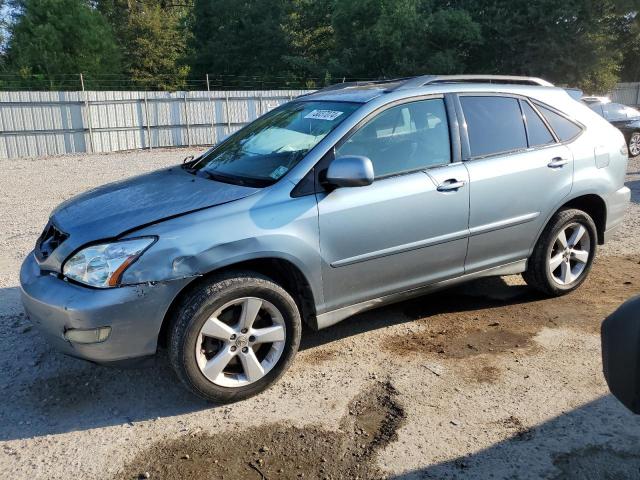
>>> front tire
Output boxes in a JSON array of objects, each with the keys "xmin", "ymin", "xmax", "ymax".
[
  {"xmin": 168, "ymin": 271, "xmax": 302, "ymax": 403},
  {"xmin": 523, "ymin": 209, "xmax": 597, "ymax": 296}
]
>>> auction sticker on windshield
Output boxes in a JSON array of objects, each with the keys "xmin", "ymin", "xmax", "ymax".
[
  {"xmin": 304, "ymin": 110, "xmax": 344, "ymax": 121},
  {"xmin": 269, "ymin": 166, "xmax": 289, "ymax": 179}
]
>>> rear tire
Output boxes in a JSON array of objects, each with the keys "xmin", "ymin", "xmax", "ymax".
[
  {"xmin": 168, "ymin": 271, "xmax": 302, "ymax": 403},
  {"xmin": 523, "ymin": 209, "xmax": 597, "ymax": 296}
]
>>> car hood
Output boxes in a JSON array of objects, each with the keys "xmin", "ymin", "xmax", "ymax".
[{"xmin": 51, "ymin": 166, "xmax": 259, "ymax": 240}]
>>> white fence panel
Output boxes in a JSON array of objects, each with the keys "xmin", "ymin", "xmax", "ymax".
[
  {"xmin": 611, "ymin": 83, "xmax": 640, "ymax": 106},
  {"xmin": 0, "ymin": 89, "xmax": 311, "ymax": 159}
]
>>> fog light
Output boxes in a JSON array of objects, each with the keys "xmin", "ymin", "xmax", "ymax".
[{"xmin": 64, "ymin": 327, "xmax": 111, "ymax": 344}]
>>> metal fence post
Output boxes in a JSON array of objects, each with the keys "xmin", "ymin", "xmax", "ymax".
[
  {"xmin": 225, "ymin": 91, "xmax": 231, "ymax": 135},
  {"xmin": 184, "ymin": 91, "xmax": 191, "ymax": 147},
  {"xmin": 206, "ymin": 74, "xmax": 211, "ymax": 92},
  {"xmin": 258, "ymin": 93, "xmax": 264, "ymax": 117},
  {"xmin": 144, "ymin": 92, "xmax": 152, "ymax": 150},
  {"xmin": 80, "ymin": 73, "xmax": 95, "ymax": 153}
]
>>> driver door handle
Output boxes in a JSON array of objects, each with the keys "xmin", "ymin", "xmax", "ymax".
[
  {"xmin": 437, "ymin": 179, "xmax": 466, "ymax": 192},
  {"xmin": 548, "ymin": 157, "xmax": 569, "ymax": 168}
]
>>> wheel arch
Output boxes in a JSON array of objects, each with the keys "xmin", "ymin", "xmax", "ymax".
[
  {"xmin": 534, "ymin": 194, "xmax": 607, "ymax": 250},
  {"xmin": 157, "ymin": 256, "xmax": 318, "ymax": 348}
]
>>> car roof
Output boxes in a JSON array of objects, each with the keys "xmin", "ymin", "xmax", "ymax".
[{"xmin": 300, "ymin": 74, "xmax": 562, "ymax": 104}]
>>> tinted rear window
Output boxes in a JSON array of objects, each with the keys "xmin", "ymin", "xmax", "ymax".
[
  {"xmin": 521, "ymin": 101, "xmax": 555, "ymax": 147},
  {"xmin": 460, "ymin": 96, "xmax": 527, "ymax": 157},
  {"xmin": 535, "ymin": 104, "xmax": 582, "ymax": 142}
]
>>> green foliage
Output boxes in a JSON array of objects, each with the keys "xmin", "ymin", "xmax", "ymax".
[
  {"xmin": 189, "ymin": 0, "xmax": 294, "ymax": 87},
  {"xmin": 5, "ymin": 0, "xmax": 122, "ymax": 87},
  {"xmin": 97, "ymin": 0, "xmax": 190, "ymax": 90},
  {"xmin": 282, "ymin": 0, "xmax": 335, "ymax": 85},
  {"xmin": 2, "ymin": 0, "xmax": 640, "ymax": 92},
  {"xmin": 453, "ymin": 0, "xmax": 624, "ymax": 92}
]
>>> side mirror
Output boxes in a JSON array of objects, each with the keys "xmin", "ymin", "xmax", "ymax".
[
  {"xmin": 325, "ymin": 155, "xmax": 374, "ymax": 188},
  {"xmin": 601, "ymin": 295, "xmax": 640, "ymax": 414}
]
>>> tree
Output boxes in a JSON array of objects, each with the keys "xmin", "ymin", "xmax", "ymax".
[
  {"xmin": 282, "ymin": 0, "xmax": 335, "ymax": 86},
  {"xmin": 97, "ymin": 0, "xmax": 190, "ymax": 90},
  {"xmin": 329, "ymin": 0, "xmax": 481, "ymax": 79},
  {"xmin": 455, "ymin": 0, "xmax": 623, "ymax": 93},
  {"xmin": 5, "ymin": 0, "xmax": 121, "ymax": 87},
  {"xmin": 0, "ymin": 0, "xmax": 7, "ymax": 70},
  {"xmin": 189, "ymin": 0, "xmax": 292, "ymax": 87}
]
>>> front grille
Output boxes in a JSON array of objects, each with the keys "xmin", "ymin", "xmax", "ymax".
[{"xmin": 35, "ymin": 221, "xmax": 68, "ymax": 261}]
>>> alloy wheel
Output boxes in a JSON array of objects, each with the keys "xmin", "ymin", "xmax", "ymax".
[
  {"xmin": 630, "ymin": 133, "xmax": 640, "ymax": 157},
  {"xmin": 548, "ymin": 222, "xmax": 591, "ymax": 286},
  {"xmin": 195, "ymin": 297, "xmax": 287, "ymax": 387}
]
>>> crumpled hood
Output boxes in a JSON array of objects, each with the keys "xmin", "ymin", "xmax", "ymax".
[{"xmin": 51, "ymin": 166, "xmax": 259, "ymax": 240}]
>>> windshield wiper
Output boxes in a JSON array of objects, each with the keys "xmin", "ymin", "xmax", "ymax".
[{"xmin": 200, "ymin": 170, "xmax": 275, "ymax": 188}]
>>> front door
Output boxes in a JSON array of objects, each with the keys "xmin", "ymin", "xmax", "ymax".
[{"xmin": 316, "ymin": 97, "xmax": 470, "ymax": 312}]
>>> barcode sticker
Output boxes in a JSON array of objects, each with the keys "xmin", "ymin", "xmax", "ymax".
[
  {"xmin": 269, "ymin": 165, "xmax": 289, "ymax": 179},
  {"xmin": 304, "ymin": 109, "xmax": 344, "ymax": 121}
]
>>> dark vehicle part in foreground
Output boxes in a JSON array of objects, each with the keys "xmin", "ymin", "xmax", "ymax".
[{"xmin": 602, "ymin": 296, "xmax": 640, "ymax": 414}]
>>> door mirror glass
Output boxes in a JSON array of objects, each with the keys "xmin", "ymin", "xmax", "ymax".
[
  {"xmin": 325, "ymin": 155, "xmax": 374, "ymax": 188},
  {"xmin": 601, "ymin": 296, "xmax": 640, "ymax": 414}
]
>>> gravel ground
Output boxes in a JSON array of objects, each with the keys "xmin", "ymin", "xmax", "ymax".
[{"xmin": 0, "ymin": 149, "xmax": 639, "ymax": 480}]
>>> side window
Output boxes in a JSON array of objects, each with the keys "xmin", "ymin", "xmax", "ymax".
[
  {"xmin": 589, "ymin": 103, "xmax": 605, "ymax": 117},
  {"xmin": 535, "ymin": 104, "xmax": 582, "ymax": 142},
  {"xmin": 603, "ymin": 103, "xmax": 629, "ymax": 121},
  {"xmin": 521, "ymin": 101, "xmax": 555, "ymax": 147},
  {"xmin": 336, "ymin": 98, "xmax": 451, "ymax": 178},
  {"xmin": 460, "ymin": 96, "xmax": 527, "ymax": 158}
]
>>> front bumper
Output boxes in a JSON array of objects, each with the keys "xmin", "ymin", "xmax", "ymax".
[{"xmin": 19, "ymin": 252, "xmax": 191, "ymax": 364}]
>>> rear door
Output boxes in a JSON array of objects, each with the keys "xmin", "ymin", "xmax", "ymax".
[
  {"xmin": 458, "ymin": 94, "xmax": 578, "ymax": 272},
  {"xmin": 316, "ymin": 96, "xmax": 470, "ymax": 312}
]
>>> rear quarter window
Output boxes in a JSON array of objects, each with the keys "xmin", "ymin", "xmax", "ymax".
[
  {"xmin": 534, "ymin": 104, "xmax": 582, "ymax": 142},
  {"xmin": 521, "ymin": 101, "xmax": 555, "ymax": 147}
]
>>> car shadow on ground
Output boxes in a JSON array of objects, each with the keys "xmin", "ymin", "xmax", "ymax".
[
  {"xmin": 300, "ymin": 275, "xmax": 542, "ymax": 351},
  {"xmin": 0, "ymin": 286, "xmax": 209, "ymax": 442},
  {"xmin": 389, "ymin": 394, "xmax": 640, "ymax": 479},
  {"xmin": 0, "ymin": 277, "xmax": 541, "ymax": 442}
]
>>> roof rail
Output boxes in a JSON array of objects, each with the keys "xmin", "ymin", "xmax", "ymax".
[
  {"xmin": 315, "ymin": 78, "xmax": 411, "ymax": 93},
  {"xmin": 309, "ymin": 75, "xmax": 554, "ymax": 97},
  {"xmin": 394, "ymin": 75, "xmax": 554, "ymax": 90}
]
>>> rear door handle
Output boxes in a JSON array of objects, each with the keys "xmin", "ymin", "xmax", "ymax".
[
  {"xmin": 437, "ymin": 179, "xmax": 466, "ymax": 192},
  {"xmin": 548, "ymin": 157, "xmax": 569, "ymax": 168}
]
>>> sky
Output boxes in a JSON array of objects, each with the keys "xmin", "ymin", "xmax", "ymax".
[{"xmin": 0, "ymin": 3, "xmax": 14, "ymax": 53}]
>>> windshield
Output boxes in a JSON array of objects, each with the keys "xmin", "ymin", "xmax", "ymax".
[{"xmin": 188, "ymin": 100, "xmax": 361, "ymax": 187}]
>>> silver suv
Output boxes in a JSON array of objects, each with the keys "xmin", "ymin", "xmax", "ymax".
[{"xmin": 20, "ymin": 75, "xmax": 631, "ymax": 402}]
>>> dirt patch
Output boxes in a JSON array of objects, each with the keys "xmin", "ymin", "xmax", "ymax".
[
  {"xmin": 116, "ymin": 381, "xmax": 404, "ymax": 480},
  {"xmin": 383, "ymin": 256, "xmax": 639, "ymax": 360},
  {"xmin": 466, "ymin": 362, "xmax": 501, "ymax": 384},
  {"xmin": 386, "ymin": 326, "xmax": 532, "ymax": 359},
  {"xmin": 299, "ymin": 346, "xmax": 338, "ymax": 365},
  {"xmin": 497, "ymin": 415, "xmax": 533, "ymax": 441},
  {"xmin": 551, "ymin": 445, "xmax": 640, "ymax": 480}
]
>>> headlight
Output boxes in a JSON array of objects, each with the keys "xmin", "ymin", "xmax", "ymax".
[{"xmin": 62, "ymin": 237, "xmax": 155, "ymax": 288}]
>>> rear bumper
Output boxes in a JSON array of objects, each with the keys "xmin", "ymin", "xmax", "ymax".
[
  {"xmin": 604, "ymin": 186, "xmax": 631, "ymax": 243},
  {"xmin": 19, "ymin": 251, "xmax": 190, "ymax": 364}
]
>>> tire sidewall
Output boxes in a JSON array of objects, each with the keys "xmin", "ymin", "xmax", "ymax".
[
  {"xmin": 170, "ymin": 275, "xmax": 302, "ymax": 403},
  {"xmin": 542, "ymin": 211, "xmax": 597, "ymax": 294}
]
